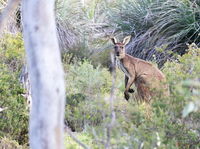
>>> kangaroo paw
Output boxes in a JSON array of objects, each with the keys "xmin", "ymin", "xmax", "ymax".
[
  {"xmin": 128, "ymin": 88, "xmax": 135, "ymax": 93},
  {"xmin": 124, "ymin": 92, "xmax": 130, "ymax": 101}
]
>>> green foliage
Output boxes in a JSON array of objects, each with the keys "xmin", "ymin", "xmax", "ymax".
[
  {"xmin": 65, "ymin": 132, "xmax": 98, "ymax": 149},
  {"xmin": 0, "ymin": 34, "xmax": 28, "ymax": 145},
  {"xmin": 64, "ymin": 46, "xmax": 200, "ymax": 148},
  {"xmin": 0, "ymin": 33, "xmax": 24, "ymax": 72},
  {"xmin": 66, "ymin": 60, "xmax": 112, "ymax": 95},
  {"xmin": 163, "ymin": 45, "xmax": 200, "ymax": 117},
  {"xmin": 64, "ymin": 60, "xmax": 112, "ymax": 131}
]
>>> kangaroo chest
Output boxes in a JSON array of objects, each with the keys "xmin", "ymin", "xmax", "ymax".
[{"xmin": 116, "ymin": 58, "xmax": 130, "ymax": 78}]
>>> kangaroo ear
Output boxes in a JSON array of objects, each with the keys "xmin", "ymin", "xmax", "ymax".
[
  {"xmin": 122, "ymin": 35, "xmax": 131, "ymax": 45},
  {"xmin": 111, "ymin": 37, "xmax": 117, "ymax": 45}
]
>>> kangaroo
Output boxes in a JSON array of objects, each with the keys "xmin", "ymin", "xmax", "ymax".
[{"xmin": 111, "ymin": 36, "xmax": 169, "ymax": 102}]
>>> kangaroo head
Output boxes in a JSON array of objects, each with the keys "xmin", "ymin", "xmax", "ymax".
[{"xmin": 111, "ymin": 36, "xmax": 131, "ymax": 59}]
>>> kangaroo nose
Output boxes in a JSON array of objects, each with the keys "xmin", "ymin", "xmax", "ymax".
[{"xmin": 116, "ymin": 52, "xmax": 120, "ymax": 56}]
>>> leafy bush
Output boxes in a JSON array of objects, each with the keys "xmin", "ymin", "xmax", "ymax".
[
  {"xmin": 65, "ymin": 60, "xmax": 112, "ymax": 95},
  {"xmin": 64, "ymin": 46, "xmax": 200, "ymax": 148},
  {"xmin": 0, "ymin": 34, "xmax": 28, "ymax": 145},
  {"xmin": 64, "ymin": 60, "xmax": 112, "ymax": 131},
  {"xmin": 163, "ymin": 44, "xmax": 200, "ymax": 116},
  {"xmin": 0, "ymin": 33, "xmax": 24, "ymax": 72}
]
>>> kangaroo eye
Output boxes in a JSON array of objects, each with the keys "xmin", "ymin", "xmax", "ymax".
[
  {"xmin": 120, "ymin": 46, "xmax": 124, "ymax": 48},
  {"xmin": 114, "ymin": 46, "xmax": 119, "ymax": 49}
]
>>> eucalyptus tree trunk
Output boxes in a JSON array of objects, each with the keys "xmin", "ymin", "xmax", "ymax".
[{"xmin": 21, "ymin": 0, "xmax": 66, "ymax": 149}]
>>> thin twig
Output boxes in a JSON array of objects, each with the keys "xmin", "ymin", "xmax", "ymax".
[{"xmin": 0, "ymin": 0, "xmax": 20, "ymax": 34}]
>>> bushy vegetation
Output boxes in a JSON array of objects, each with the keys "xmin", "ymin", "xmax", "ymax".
[
  {"xmin": 64, "ymin": 60, "xmax": 112, "ymax": 131},
  {"xmin": 0, "ymin": 34, "xmax": 28, "ymax": 146},
  {"xmin": 63, "ymin": 45, "xmax": 200, "ymax": 148},
  {"xmin": 1, "ymin": 0, "xmax": 200, "ymax": 148}
]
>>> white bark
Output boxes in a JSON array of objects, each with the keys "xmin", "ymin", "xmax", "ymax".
[{"xmin": 22, "ymin": 0, "xmax": 66, "ymax": 149}]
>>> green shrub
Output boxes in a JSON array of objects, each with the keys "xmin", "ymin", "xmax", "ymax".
[
  {"xmin": 66, "ymin": 46, "xmax": 200, "ymax": 148},
  {"xmin": 64, "ymin": 60, "xmax": 112, "ymax": 131},
  {"xmin": 163, "ymin": 45, "xmax": 200, "ymax": 116},
  {"xmin": 0, "ymin": 33, "xmax": 24, "ymax": 72},
  {"xmin": 0, "ymin": 34, "xmax": 28, "ymax": 145},
  {"xmin": 65, "ymin": 60, "xmax": 112, "ymax": 95}
]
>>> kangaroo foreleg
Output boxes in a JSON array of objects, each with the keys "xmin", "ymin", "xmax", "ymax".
[
  {"xmin": 125, "ymin": 75, "xmax": 134, "ymax": 93},
  {"xmin": 124, "ymin": 77, "xmax": 135, "ymax": 101}
]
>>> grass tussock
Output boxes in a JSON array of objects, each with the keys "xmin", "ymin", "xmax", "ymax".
[{"xmin": 109, "ymin": 0, "xmax": 200, "ymax": 66}]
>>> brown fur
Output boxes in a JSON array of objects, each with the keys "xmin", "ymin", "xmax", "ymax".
[{"xmin": 111, "ymin": 36, "xmax": 169, "ymax": 102}]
